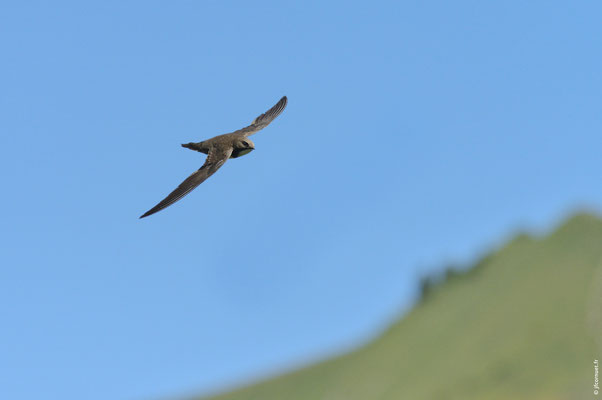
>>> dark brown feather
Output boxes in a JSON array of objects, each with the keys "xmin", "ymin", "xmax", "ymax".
[
  {"xmin": 139, "ymin": 148, "xmax": 232, "ymax": 218},
  {"xmin": 232, "ymin": 96, "xmax": 288, "ymax": 137}
]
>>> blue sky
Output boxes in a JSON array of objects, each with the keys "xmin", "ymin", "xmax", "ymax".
[{"xmin": 1, "ymin": 1, "xmax": 601, "ymax": 399}]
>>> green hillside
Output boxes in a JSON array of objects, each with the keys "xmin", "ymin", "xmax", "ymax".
[{"xmin": 200, "ymin": 213, "xmax": 602, "ymax": 400}]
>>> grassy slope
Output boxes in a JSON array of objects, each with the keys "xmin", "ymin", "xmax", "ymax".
[{"xmin": 201, "ymin": 213, "xmax": 602, "ymax": 400}]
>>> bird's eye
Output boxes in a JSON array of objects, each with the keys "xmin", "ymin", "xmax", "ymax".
[{"xmin": 243, "ymin": 142, "xmax": 249, "ymax": 147}]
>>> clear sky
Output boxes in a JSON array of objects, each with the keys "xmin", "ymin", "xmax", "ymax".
[{"xmin": 1, "ymin": 1, "xmax": 601, "ymax": 399}]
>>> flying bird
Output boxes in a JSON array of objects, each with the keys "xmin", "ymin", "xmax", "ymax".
[{"xmin": 140, "ymin": 96, "xmax": 288, "ymax": 218}]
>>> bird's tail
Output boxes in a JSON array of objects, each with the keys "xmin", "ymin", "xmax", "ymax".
[{"xmin": 181, "ymin": 142, "xmax": 203, "ymax": 152}]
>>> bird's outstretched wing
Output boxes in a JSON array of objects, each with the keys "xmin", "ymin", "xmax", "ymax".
[
  {"xmin": 139, "ymin": 147, "xmax": 233, "ymax": 218},
  {"xmin": 232, "ymin": 96, "xmax": 287, "ymax": 137}
]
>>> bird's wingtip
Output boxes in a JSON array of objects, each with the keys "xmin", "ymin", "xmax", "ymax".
[{"xmin": 278, "ymin": 96, "xmax": 288, "ymax": 109}]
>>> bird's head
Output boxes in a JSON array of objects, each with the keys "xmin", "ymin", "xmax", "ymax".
[
  {"xmin": 231, "ymin": 138, "xmax": 255, "ymax": 158},
  {"xmin": 235, "ymin": 138, "xmax": 255, "ymax": 150}
]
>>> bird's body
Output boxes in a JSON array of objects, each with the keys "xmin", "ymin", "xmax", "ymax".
[
  {"xmin": 140, "ymin": 96, "xmax": 287, "ymax": 218},
  {"xmin": 181, "ymin": 133, "xmax": 254, "ymax": 158}
]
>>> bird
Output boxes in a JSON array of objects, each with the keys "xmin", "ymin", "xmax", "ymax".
[{"xmin": 139, "ymin": 96, "xmax": 288, "ymax": 219}]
